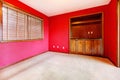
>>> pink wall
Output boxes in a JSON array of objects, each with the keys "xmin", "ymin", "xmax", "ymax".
[
  {"xmin": 0, "ymin": 0, "xmax": 49, "ymax": 68},
  {"xmin": 49, "ymin": 1, "xmax": 118, "ymax": 65}
]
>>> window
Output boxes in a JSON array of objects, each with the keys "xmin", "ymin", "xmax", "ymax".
[{"xmin": 2, "ymin": 4, "xmax": 43, "ymax": 41}]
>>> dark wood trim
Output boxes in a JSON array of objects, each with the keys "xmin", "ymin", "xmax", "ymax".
[
  {"xmin": 101, "ymin": 12, "xmax": 104, "ymax": 57},
  {"xmin": 117, "ymin": 0, "xmax": 120, "ymax": 67},
  {"xmin": 71, "ymin": 20, "xmax": 101, "ymax": 25},
  {"xmin": 0, "ymin": 38, "xmax": 44, "ymax": 43},
  {"xmin": 69, "ymin": 12, "xmax": 103, "ymax": 20}
]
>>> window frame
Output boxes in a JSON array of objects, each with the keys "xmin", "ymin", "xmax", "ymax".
[{"xmin": 1, "ymin": 2, "xmax": 44, "ymax": 42}]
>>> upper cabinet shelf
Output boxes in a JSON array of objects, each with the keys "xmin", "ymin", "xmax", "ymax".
[
  {"xmin": 70, "ymin": 13, "xmax": 102, "ymax": 25},
  {"xmin": 71, "ymin": 19, "xmax": 101, "ymax": 25},
  {"xmin": 70, "ymin": 13, "xmax": 103, "ymax": 39}
]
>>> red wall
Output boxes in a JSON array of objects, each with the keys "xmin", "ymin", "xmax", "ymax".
[
  {"xmin": 104, "ymin": 0, "xmax": 117, "ymax": 65},
  {"xmin": 49, "ymin": 1, "xmax": 118, "ymax": 65},
  {"xmin": 0, "ymin": 0, "xmax": 49, "ymax": 68}
]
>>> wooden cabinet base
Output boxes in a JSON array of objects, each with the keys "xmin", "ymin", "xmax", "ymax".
[{"xmin": 70, "ymin": 39, "xmax": 103, "ymax": 56}]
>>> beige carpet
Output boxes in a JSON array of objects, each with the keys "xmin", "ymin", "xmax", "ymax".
[{"xmin": 0, "ymin": 52, "xmax": 120, "ymax": 80}]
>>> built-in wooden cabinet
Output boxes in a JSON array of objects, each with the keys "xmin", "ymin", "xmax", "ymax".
[
  {"xmin": 70, "ymin": 39, "xmax": 103, "ymax": 56},
  {"xmin": 70, "ymin": 13, "xmax": 103, "ymax": 56}
]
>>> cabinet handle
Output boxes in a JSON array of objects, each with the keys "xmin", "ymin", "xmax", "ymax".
[
  {"xmin": 91, "ymin": 31, "xmax": 93, "ymax": 34},
  {"xmin": 88, "ymin": 31, "xmax": 90, "ymax": 34}
]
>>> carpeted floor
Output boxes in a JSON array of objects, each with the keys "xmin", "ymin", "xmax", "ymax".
[{"xmin": 0, "ymin": 52, "xmax": 120, "ymax": 80}]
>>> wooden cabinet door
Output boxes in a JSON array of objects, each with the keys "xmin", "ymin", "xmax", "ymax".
[
  {"xmin": 86, "ymin": 23, "xmax": 102, "ymax": 39},
  {"xmin": 71, "ymin": 26, "xmax": 88, "ymax": 38},
  {"xmin": 71, "ymin": 23, "xmax": 102, "ymax": 39},
  {"xmin": 70, "ymin": 39, "xmax": 76, "ymax": 53},
  {"xmin": 70, "ymin": 39, "xmax": 103, "ymax": 56},
  {"xmin": 76, "ymin": 40, "xmax": 85, "ymax": 54},
  {"xmin": 92, "ymin": 39, "xmax": 103, "ymax": 56},
  {"xmin": 85, "ymin": 40, "xmax": 93, "ymax": 55}
]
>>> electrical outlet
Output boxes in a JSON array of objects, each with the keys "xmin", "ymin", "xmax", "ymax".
[
  {"xmin": 62, "ymin": 46, "xmax": 65, "ymax": 49},
  {"xmin": 57, "ymin": 46, "xmax": 59, "ymax": 48},
  {"xmin": 53, "ymin": 45, "xmax": 55, "ymax": 48}
]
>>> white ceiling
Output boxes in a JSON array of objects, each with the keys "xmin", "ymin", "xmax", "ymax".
[{"xmin": 19, "ymin": 0, "xmax": 111, "ymax": 17}]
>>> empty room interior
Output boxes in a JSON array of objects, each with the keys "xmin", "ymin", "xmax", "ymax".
[{"xmin": 0, "ymin": 0, "xmax": 120, "ymax": 80}]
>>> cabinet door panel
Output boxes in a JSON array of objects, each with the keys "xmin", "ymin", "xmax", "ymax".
[
  {"xmin": 94, "ymin": 40, "xmax": 103, "ymax": 56},
  {"xmin": 92, "ymin": 39, "xmax": 103, "ymax": 56},
  {"xmin": 71, "ymin": 23, "xmax": 102, "ymax": 39},
  {"xmin": 86, "ymin": 23, "xmax": 102, "ymax": 39},
  {"xmin": 91, "ymin": 23, "xmax": 102, "ymax": 39},
  {"xmin": 85, "ymin": 40, "xmax": 93, "ymax": 55},
  {"xmin": 77, "ymin": 40, "xmax": 85, "ymax": 54},
  {"xmin": 71, "ymin": 26, "xmax": 88, "ymax": 38},
  {"xmin": 70, "ymin": 39, "xmax": 76, "ymax": 53}
]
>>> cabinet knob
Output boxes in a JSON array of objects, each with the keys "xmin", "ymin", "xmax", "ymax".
[
  {"xmin": 88, "ymin": 31, "xmax": 90, "ymax": 34},
  {"xmin": 91, "ymin": 31, "xmax": 93, "ymax": 34}
]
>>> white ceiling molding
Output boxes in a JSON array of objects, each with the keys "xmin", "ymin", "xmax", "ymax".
[{"xmin": 19, "ymin": 0, "xmax": 111, "ymax": 17}]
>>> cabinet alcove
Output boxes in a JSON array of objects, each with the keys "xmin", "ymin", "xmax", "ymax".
[{"xmin": 70, "ymin": 13, "xmax": 103, "ymax": 56}]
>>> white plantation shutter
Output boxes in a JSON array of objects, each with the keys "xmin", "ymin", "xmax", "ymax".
[
  {"xmin": 3, "ymin": 7, "xmax": 7, "ymax": 40},
  {"xmin": 7, "ymin": 8, "xmax": 17, "ymax": 40},
  {"xmin": 28, "ymin": 16, "xmax": 42, "ymax": 39},
  {"xmin": 17, "ymin": 12, "xmax": 27, "ymax": 40},
  {"xmin": 2, "ymin": 5, "xmax": 43, "ymax": 41}
]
